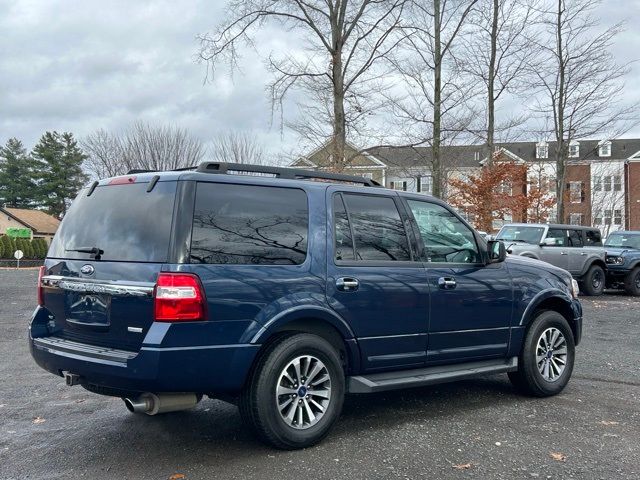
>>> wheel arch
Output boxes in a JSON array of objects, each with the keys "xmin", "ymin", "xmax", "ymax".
[
  {"xmin": 580, "ymin": 258, "xmax": 606, "ymax": 278},
  {"xmin": 250, "ymin": 307, "xmax": 361, "ymax": 374},
  {"xmin": 521, "ymin": 291, "xmax": 581, "ymax": 345}
]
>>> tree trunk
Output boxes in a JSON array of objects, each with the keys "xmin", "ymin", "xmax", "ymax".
[
  {"xmin": 432, "ymin": 0, "xmax": 443, "ymax": 198},
  {"xmin": 555, "ymin": 0, "xmax": 566, "ymax": 223},
  {"xmin": 486, "ymin": 0, "xmax": 498, "ymax": 164},
  {"xmin": 481, "ymin": 0, "xmax": 499, "ymax": 231},
  {"xmin": 331, "ymin": 50, "xmax": 346, "ymax": 172}
]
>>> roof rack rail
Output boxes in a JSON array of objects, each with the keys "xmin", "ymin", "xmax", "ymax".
[
  {"xmin": 194, "ymin": 162, "xmax": 382, "ymax": 187},
  {"xmin": 126, "ymin": 165, "xmax": 197, "ymax": 175}
]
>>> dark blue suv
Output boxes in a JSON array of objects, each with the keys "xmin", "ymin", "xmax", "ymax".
[
  {"xmin": 604, "ymin": 230, "xmax": 640, "ymax": 295},
  {"xmin": 30, "ymin": 163, "xmax": 583, "ymax": 449}
]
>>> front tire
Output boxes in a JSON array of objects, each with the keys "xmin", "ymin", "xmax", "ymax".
[
  {"xmin": 239, "ymin": 333, "xmax": 345, "ymax": 449},
  {"xmin": 508, "ymin": 310, "xmax": 575, "ymax": 397},
  {"xmin": 581, "ymin": 264, "xmax": 605, "ymax": 296},
  {"xmin": 624, "ymin": 267, "xmax": 640, "ymax": 296}
]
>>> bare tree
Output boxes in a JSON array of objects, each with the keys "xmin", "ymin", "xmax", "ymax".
[
  {"xmin": 122, "ymin": 122, "xmax": 205, "ymax": 172},
  {"xmin": 82, "ymin": 129, "xmax": 124, "ymax": 179},
  {"xmin": 463, "ymin": 0, "xmax": 536, "ymax": 160},
  {"xmin": 211, "ymin": 131, "xmax": 267, "ymax": 164},
  {"xmin": 528, "ymin": 0, "xmax": 638, "ymax": 223},
  {"xmin": 197, "ymin": 0, "xmax": 410, "ymax": 172},
  {"xmin": 83, "ymin": 122, "xmax": 205, "ymax": 178},
  {"xmin": 387, "ymin": 0, "xmax": 479, "ymax": 198}
]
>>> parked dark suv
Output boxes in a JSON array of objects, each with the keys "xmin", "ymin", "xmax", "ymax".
[
  {"xmin": 604, "ymin": 231, "xmax": 640, "ymax": 295},
  {"xmin": 30, "ymin": 163, "xmax": 583, "ymax": 449}
]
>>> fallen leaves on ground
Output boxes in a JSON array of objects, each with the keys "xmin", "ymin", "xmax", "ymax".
[
  {"xmin": 32, "ymin": 417, "xmax": 46, "ymax": 424},
  {"xmin": 550, "ymin": 452, "xmax": 567, "ymax": 462},
  {"xmin": 169, "ymin": 474, "xmax": 185, "ymax": 480},
  {"xmin": 600, "ymin": 420, "xmax": 619, "ymax": 426},
  {"xmin": 452, "ymin": 463, "xmax": 473, "ymax": 470}
]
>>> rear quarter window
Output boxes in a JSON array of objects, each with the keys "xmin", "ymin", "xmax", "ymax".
[{"xmin": 189, "ymin": 182, "xmax": 308, "ymax": 265}]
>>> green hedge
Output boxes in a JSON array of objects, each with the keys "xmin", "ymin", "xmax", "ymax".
[{"xmin": 0, "ymin": 235, "xmax": 48, "ymax": 259}]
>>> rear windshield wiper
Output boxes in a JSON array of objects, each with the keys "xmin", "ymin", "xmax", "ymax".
[{"xmin": 66, "ymin": 246, "xmax": 104, "ymax": 260}]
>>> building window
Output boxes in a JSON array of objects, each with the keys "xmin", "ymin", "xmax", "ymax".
[
  {"xmin": 569, "ymin": 213, "xmax": 583, "ymax": 226},
  {"xmin": 614, "ymin": 209, "xmax": 622, "ymax": 225},
  {"xmin": 536, "ymin": 142, "xmax": 548, "ymax": 159},
  {"xmin": 390, "ymin": 180, "xmax": 407, "ymax": 191},
  {"xmin": 361, "ymin": 172, "xmax": 373, "ymax": 180},
  {"xmin": 599, "ymin": 141, "xmax": 611, "ymax": 157},
  {"xmin": 604, "ymin": 176, "xmax": 612, "ymax": 192},
  {"xmin": 474, "ymin": 151, "xmax": 480, "ymax": 162},
  {"xmin": 604, "ymin": 209, "xmax": 612, "ymax": 225},
  {"xmin": 569, "ymin": 142, "xmax": 580, "ymax": 158},
  {"xmin": 496, "ymin": 182, "xmax": 512, "ymax": 196},
  {"xmin": 593, "ymin": 176, "xmax": 602, "ymax": 192},
  {"xmin": 569, "ymin": 181, "xmax": 584, "ymax": 203},
  {"xmin": 418, "ymin": 175, "xmax": 433, "ymax": 195},
  {"xmin": 613, "ymin": 175, "xmax": 622, "ymax": 192},
  {"xmin": 593, "ymin": 212, "xmax": 602, "ymax": 225}
]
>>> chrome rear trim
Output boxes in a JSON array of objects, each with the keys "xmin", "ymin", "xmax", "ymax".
[{"xmin": 41, "ymin": 275, "xmax": 154, "ymax": 297}]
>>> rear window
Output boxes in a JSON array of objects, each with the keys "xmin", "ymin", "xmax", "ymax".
[
  {"xmin": 339, "ymin": 194, "xmax": 411, "ymax": 261},
  {"xmin": 48, "ymin": 181, "xmax": 177, "ymax": 262},
  {"xmin": 189, "ymin": 183, "xmax": 308, "ymax": 265}
]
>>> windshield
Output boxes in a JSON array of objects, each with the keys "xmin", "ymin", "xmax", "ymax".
[
  {"xmin": 496, "ymin": 225, "xmax": 546, "ymax": 244},
  {"xmin": 605, "ymin": 233, "xmax": 640, "ymax": 250},
  {"xmin": 48, "ymin": 181, "xmax": 177, "ymax": 262}
]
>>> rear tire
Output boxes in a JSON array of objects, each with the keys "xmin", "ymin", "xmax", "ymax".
[
  {"xmin": 508, "ymin": 310, "xmax": 575, "ymax": 397},
  {"xmin": 624, "ymin": 267, "xmax": 640, "ymax": 296},
  {"xmin": 581, "ymin": 264, "xmax": 605, "ymax": 296},
  {"xmin": 239, "ymin": 333, "xmax": 345, "ymax": 449}
]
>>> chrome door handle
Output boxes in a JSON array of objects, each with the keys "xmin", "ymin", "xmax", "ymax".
[
  {"xmin": 580, "ymin": 252, "xmax": 587, "ymax": 256},
  {"xmin": 336, "ymin": 277, "xmax": 359, "ymax": 292},
  {"xmin": 438, "ymin": 277, "xmax": 457, "ymax": 289},
  {"xmin": 560, "ymin": 252, "xmax": 568, "ymax": 255}
]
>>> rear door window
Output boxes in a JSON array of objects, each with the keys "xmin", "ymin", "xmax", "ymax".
[
  {"xmin": 585, "ymin": 230, "xmax": 602, "ymax": 246},
  {"xmin": 568, "ymin": 230, "xmax": 584, "ymax": 247},
  {"xmin": 190, "ymin": 183, "xmax": 308, "ymax": 265},
  {"xmin": 48, "ymin": 181, "xmax": 177, "ymax": 262},
  {"xmin": 340, "ymin": 194, "xmax": 411, "ymax": 261}
]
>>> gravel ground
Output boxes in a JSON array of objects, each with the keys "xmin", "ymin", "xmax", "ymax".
[{"xmin": 0, "ymin": 269, "xmax": 638, "ymax": 480}]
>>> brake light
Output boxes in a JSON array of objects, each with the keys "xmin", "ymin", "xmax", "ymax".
[
  {"xmin": 37, "ymin": 266, "xmax": 45, "ymax": 306},
  {"xmin": 108, "ymin": 175, "xmax": 136, "ymax": 185},
  {"xmin": 154, "ymin": 273, "xmax": 206, "ymax": 322}
]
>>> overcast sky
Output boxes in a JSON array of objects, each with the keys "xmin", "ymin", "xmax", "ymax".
[{"xmin": 1, "ymin": 0, "xmax": 639, "ymax": 160}]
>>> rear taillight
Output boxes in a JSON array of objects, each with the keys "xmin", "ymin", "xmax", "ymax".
[
  {"xmin": 37, "ymin": 266, "xmax": 45, "ymax": 306},
  {"xmin": 154, "ymin": 273, "xmax": 207, "ymax": 322}
]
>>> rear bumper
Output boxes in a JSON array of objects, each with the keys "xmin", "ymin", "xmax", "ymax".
[{"xmin": 29, "ymin": 309, "xmax": 260, "ymax": 395}]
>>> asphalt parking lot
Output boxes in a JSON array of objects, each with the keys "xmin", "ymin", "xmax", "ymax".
[{"xmin": 1, "ymin": 269, "xmax": 638, "ymax": 480}]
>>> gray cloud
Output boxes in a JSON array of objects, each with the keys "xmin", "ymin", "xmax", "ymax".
[{"xmin": 0, "ymin": 0, "xmax": 639, "ymax": 160}]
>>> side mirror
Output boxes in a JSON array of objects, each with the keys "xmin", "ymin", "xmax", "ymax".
[
  {"xmin": 487, "ymin": 240, "xmax": 506, "ymax": 264},
  {"xmin": 541, "ymin": 237, "xmax": 556, "ymax": 246}
]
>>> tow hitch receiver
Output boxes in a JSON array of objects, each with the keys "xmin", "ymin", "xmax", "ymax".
[{"xmin": 63, "ymin": 371, "xmax": 82, "ymax": 386}]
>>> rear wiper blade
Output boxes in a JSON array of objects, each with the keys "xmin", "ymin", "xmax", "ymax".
[{"xmin": 66, "ymin": 246, "xmax": 104, "ymax": 259}]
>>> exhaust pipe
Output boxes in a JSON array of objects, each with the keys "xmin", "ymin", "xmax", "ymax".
[{"xmin": 124, "ymin": 392, "xmax": 200, "ymax": 415}]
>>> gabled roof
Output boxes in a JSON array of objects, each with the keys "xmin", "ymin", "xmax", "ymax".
[
  {"xmin": 292, "ymin": 140, "xmax": 386, "ymax": 169},
  {"xmin": 1, "ymin": 207, "xmax": 60, "ymax": 235},
  {"xmin": 366, "ymin": 145, "xmax": 483, "ymax": 169}
]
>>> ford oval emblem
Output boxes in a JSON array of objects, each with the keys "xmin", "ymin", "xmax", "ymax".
[{"xmin": 80, "ymin": 264, "xmax": 95, "ymax": 275}]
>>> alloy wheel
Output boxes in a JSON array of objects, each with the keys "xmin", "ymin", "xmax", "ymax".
[
  {"xmin": 275, "ymin": 355, "xmax": 332, "ymax": 430},
  {"xmin": 536, "ymin": 328, "xmax": 568, "ymax": 382}
]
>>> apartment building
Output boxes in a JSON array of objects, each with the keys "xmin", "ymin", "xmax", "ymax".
[{"xmin": 291, "ymin": 138, "xmax": 640, "ymax": 234}]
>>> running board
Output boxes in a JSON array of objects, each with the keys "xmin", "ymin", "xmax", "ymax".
[{"xmin": 347, "ymin": 357, "xmax": 518, "ymax": 394}]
